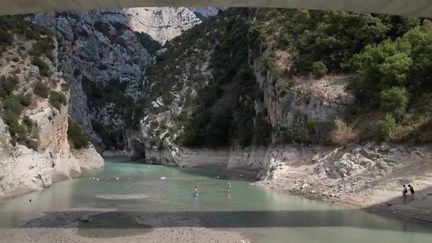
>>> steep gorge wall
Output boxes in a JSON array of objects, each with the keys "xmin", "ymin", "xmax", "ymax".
[
  {"xmin": 0, "ymin": 17, "xmax": 103, "ymax": 199},
  {"xmin": 33, "ymin": 7, "xmax": 217, "ymax": 152},
  {"xmin": 138, "ymin": 8, "xmax": 353, "ymax": 166}
]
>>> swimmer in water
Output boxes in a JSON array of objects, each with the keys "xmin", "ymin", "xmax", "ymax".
[
  {"xmin": 193, "ymin": 185, "xmax": 199, "ymax": 197},
  {"xmin": 226, "ymin": 180, "xmax": 232, "ymax": 192}
]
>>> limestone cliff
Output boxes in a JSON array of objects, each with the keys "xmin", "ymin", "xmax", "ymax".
[
  {"xmin": 33, "ymin": 7, "xmax": 218, "ymax": 152},
  {"xmin": 0, "ymin": 16, "xmax": 103, "ymax": 199},
  {"xmin": 137, "ymin": 8, "xmax": 353, "ymax": 165}
]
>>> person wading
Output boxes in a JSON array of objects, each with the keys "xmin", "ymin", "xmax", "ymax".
[
  {"xmin": 402, "ymin": 185, "xmax": 408, "ymax": 202},
  {"xmin": 193, "ymin": 184, "xmax": 199, "ymax": 197},
  {"xmin": 226, "ymin": 180, "xmax": 232, "ymax": 192},
  {"xmin": 408, "ymin": 184, "xmax": 415, "ymax": 200}
]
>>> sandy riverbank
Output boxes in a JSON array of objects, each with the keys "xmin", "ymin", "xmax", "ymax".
[{"xmin": 255, "ymin": 143, "xmax": 432, "ymax": 224}]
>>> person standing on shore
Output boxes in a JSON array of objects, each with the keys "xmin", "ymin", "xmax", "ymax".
[
  {"xmin": 408, "ymin": 184, "xmax": 415, "ymax": 199},
  {"xmin": 402, "ymin": 185, "xmax": 408, "ymax": 201}
]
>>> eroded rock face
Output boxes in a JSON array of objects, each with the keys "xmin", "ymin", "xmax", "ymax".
[
  {"xmin": 0, "ymin": 26, "xmax": 103, "ymax": 199},
  {"xmin": 71, "ymin": 145, "xmax": 104, "ymax": 170},
  {"xmin": 125, "ymin": 7, "xmax": 202, "ymax": 45},
  {"xmin": 251, "ymin": 47, "xmax": 354, "ymax": 142},
  {"xmin": 33, "ymin": 10, "xmax": 152, "ymax": 151},
  {"xmin": 33, "ymin": 8, "xmax": 217, "ymax": 152}
]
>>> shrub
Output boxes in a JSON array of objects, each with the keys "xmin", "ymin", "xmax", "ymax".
[
  {"xmin": 31, "ymin": 57, "xmax": 51, "ymax": 77},
  {"xmin": 67, "ymin": 118, "xmax": 89, "ymax": 149},
  {"xmin": 60, "ymin": 83, "xmax": 69, "ymax": 92},
  {"xmin": 22, "ymin": 115, "xmax": 34, "ymax": 134},
  {"xmin": 0, "ymin": 75, "xmax": 18, "ymax": 97},
  {"xmin": 34, "ymin": 81, "xmax": 49, "ymax": 98},
  {"xmin": 18, "ymin": 93, "xmax": 31, "ymax": 106},
  {"xmin": 376, "ymin": 114, "xmax": 396, "ymax": 140},
  {"xmin": 29, "ymin": 38, "xmax": 54, "ymax": 57},
  {"xmin": 330, "ymin": 118, "xmax": 357, "ymax": 145},
  {"xmin": 0, "ymin": 29, "xmax": 13, "ymax": 46},
  {"xmin": 3, "ymin": 111, "xmax": 26, "ymax": 137},
  {"xmin": 311, "ymin": 61, "xmax": 328, "ymax": 78},
  {"xmin": 379, "ymin": 87, "xmax": 409, "ymax": 117},
  {"xmin": 3, "ymin": 95, "xmax": 24, "ymax": 114},
  {"xmin": 48, "ymin": 91, "xmax": 67, "ymax": 110}
]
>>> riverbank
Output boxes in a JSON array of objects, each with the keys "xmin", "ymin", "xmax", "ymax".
[
  {"xmin": 0, "ymin": 208, "xmax": 249, "ymax": 243},
  {"xmin": 143, "ymin": 143, "xmax": 432, "ymax": 224},
  {"xmin": 0, "ymin": 146, "xmax": 104, "ymax": 202},
  {"xmin": 254, "ymin": 143, "xmax": 432, "ymax": 224}
]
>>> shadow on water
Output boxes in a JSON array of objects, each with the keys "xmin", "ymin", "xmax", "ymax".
[
  {"xmin": 177, "ymin": 164, "xmax": 258, "ymax": 182},
  {"xmin": 18, "ymin": 209, "xmax": 432, "ymax": 233}
]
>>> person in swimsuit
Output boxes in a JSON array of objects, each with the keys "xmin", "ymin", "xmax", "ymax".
[
  {"xmin": 193, "ymin": 185, "xmax": 199, "ymax": 197},
  {"xmin": 402, "ymin": 185, "xmax": 408, "ymax": 201},
  {"xmin": 408, "ymin": 184, "xmax": 415, "ymax": 199},
  {"xmin": 226, "ymin": 180, "xmax": 232, "ymax": 192}
]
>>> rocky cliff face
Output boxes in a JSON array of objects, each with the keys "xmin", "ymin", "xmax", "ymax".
[
  {"xmin": 136, "ymin": 8, "xmax": 354, "ymax": 165},
  {"xmin": 33, "ymin": 8, "xmax": 217, "ymax": 152},
  {"xmin": 0, "ymin": 17, "xmax": 103, "ymax": 199},
  {"xmin": 125, "ymin": 7, "xmax": 203, "ymax": 45},
  {"xmin": 251, "ymin": 46, "xmax": 354, "ymax": 143}
]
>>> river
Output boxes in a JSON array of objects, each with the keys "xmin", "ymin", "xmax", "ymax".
[{"xmin": 0, "ymin": 158, "xmax": 431, "ymax": 243}]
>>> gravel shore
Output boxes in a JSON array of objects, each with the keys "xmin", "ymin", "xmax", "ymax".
[{"xmin": 0, "ymin": 208, "xmax": 249, "ymax": 243}]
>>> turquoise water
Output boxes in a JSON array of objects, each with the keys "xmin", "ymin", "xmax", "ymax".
[{"xmin": 0, "ymin": 158, "xmax": 431, "ymax": 242}]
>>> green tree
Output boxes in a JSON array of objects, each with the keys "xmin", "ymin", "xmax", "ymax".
[
  {"xmin": 351, "ymin": 39, "xmax": 411, "ymax": 104},
  {"xmin": 379, "ymin": 87, "xmax": 409, "ymax": 117},
  {"xmin": 376, "ymin": 114, "xmax": 396, "ymax": 140}
]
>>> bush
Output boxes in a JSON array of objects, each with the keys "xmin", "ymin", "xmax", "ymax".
[
  {"xmin": 18, "ymin": 93, "xmax": 31, "ymax": 106},
  {"xmin": 330, "ymin": 118, "xmax": 357, "ymax": 145},
  {"xmin": 34, "ymin": 81, "xmax": 49, "ymax": 98},
  {"xmin": 376, "ymin": 114, "xmax": 396, "ymax": 140},
  {"xmin": 48, "ymin": 91, "xmax": 67, "ymax": 110},
  {"xmin": 0, "ymin": 29, "xmax": 13, "ymax": 46},
  {"xmin": 3, "ymin": 95, "xmax": 24, "ymax": 114},
  {"xmin": 31, "ymin": 57, "xmax": 51, "ymax": 77},
  {"xmin": 22, "ymin": 115, "xmax": 33, "ymax": 130},
  {"xmin": 3, "ymin": 111, "xmax": 26, "ymax": 137},
  {"xmin": 29, "ymin": 38, "xmax": 54, "ymax": 58},
  {"xmin": 0, "ymin": 75, "xmax": 18, "ymax": 97},
  {"xmin": 67, "ymin": 118, "xmax": 89, "ymax": 149},
  {"xmin": 311, "ymin": 61, "xmax": 328, "ymax": 78},
  {"xmin": 379, "ymin": 87, "xmax": 409, "ymax": 117}
]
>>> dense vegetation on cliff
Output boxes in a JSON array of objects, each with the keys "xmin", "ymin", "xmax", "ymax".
[
  {"xmin": 0, "ymin": 15, "xmax": 89, "ymax": 150},
  {"xmin": 250, "ymin": 9, "xmax": 432, "ymax": 144},
  {"xmin": 143, "ymin": 9, "xmax": 271, "ymax": 148},
  {"xmin": 0, "ymin": 15, "xmax": 53, "ymax": 149}
]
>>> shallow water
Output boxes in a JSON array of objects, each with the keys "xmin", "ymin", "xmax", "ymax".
[{"xmin": 0, "ymin": 158, "xmax": 431, "ymax": 242}]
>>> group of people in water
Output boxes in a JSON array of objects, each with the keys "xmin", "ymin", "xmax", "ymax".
[
  {"xmin": 193, "ymin": 180, "xmax": 232, "ymax": 197},
  {"xmin": 402, "ymin": 184, "xmax": 415, "ymax": 201}
]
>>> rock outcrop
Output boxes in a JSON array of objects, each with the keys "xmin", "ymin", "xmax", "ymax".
[
  {"xmin": 0, "ymin": 19, "xmax": 103, "ymax": 199},
  {"xmin": 251, "ymin": 47, "xmax": 354, "ymax": 143}
]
